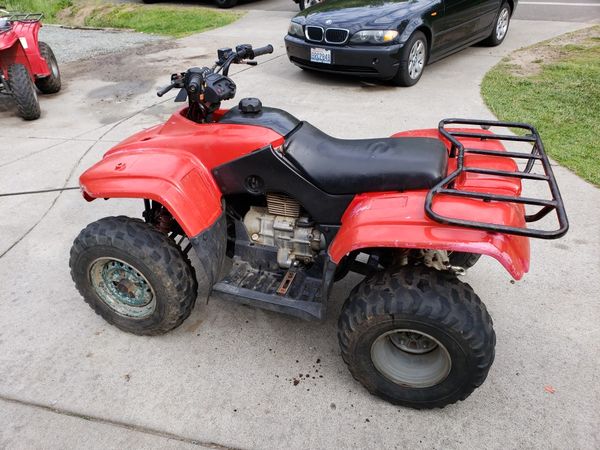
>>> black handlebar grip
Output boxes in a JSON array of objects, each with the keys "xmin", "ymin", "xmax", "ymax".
[
  {"xmin": 156, "ymin": 84, "xmax": 173, "ymax": 97},
  {"xmin": 188, "ymin": 73, "xmax": 202, "ymax": 94},
  {"xmin": 251, "ymin": 44, "xmax": 274, "ymax": 59}
]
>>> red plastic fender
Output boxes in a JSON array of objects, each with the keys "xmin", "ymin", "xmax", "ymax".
[
  {"xmin": 328, "ymin": 128, "xmax": 531, "ymax": 280},
  {"xmin": 328, "ymin": 191, "xmax": 530, "ymax": 279},
  {"xmin": 0, "ymin": 20, "xmax": 50, "ymax": 79},
  {"xmin": 80, "ymin": 149, "xmax": 222, "ymax": 238}
]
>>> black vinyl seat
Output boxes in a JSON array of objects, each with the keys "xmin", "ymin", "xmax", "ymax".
[{"xmin": 284, "ymin": 122, "xmax": 449, "ymax": 195}]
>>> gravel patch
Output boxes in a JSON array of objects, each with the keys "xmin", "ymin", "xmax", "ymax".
[{"xmin": 39, "ymin": 25, "xmax": 166, "ymax": 64}]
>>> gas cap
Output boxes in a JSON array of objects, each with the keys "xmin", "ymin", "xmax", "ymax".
[{"xmin": 239, "ymin": 97, "xmax": 262, "ymax": 114}]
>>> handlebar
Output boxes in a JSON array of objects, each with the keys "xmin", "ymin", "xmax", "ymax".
[
  {"xmin": 249, "ymin": 44, "xmax": 273, "ymax": 59},
  {"xmin": 156, "ymin": 83, "xmax": 174, "ymax": 97}
]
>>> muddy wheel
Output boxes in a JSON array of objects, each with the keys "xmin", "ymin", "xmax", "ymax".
[
  {"xmin": 8, "ymin": 63, "xmax": 40, "ymax": 120},
  {"xmin": 338, "ymin": 266, "xmax": 495, "ymax": 409},
  {"xmin": 35, "ymin": 42, "xmax": 61, "ymax": 94},
  {"xmin": 69, "ymin": 216, "xmax": 198, "ymax": 335}
]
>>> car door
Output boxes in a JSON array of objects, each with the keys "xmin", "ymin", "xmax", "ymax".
[{"xmin": 433, "ymin": 0, "xmax": 483, "ymax": 56}]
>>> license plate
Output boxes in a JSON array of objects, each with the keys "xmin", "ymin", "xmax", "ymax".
[{"xmin": 310, "ymin": 47, "xmax": 331, "ymax": 64}]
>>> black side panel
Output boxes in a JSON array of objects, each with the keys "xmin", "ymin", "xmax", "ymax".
[
  {"xmin": 189, "ymin": 211, "xmax": 227, "ymax": 286},
  {"xmin": 219, "ymin": 106, "xmax": 301, "ymax": 136},
  {"xmin": 212, "ymin": 147, "xmax": 353, "ymax": 225}
]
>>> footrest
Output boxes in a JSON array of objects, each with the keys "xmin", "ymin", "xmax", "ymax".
[{"xmin": 212, "ymin": 259, "xmax": 325, "ymax": 321}]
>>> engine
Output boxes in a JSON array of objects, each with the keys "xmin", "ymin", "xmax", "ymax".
[{"xmin": 243, "ymin": 193, "xmax": 325, "ymax": 268}]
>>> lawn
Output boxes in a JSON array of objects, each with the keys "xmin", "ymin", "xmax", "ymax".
[
  {"xmin": 3, "ymin": 0, "xmax": 241, "ymax": 37},
  {"xmin": 481, "ymin": 26, "xmax": 600, "ymax": 186}
]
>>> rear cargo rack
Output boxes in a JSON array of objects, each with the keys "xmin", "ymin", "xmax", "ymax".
[
  {"xmin": 425, "ymin": 118, "xmax": 568, "ymax": 239},
  {"xmin": 0, "ymin": 12, "xmax": 43, "ymax": 23}
]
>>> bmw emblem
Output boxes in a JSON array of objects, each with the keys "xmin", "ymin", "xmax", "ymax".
[{"xmin": 325, "ymin": 19, "xmax": 332, "ymax": 25}]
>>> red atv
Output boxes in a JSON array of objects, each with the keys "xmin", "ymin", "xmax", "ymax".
[
  {"xmin": 69, "ymin": 44, "xmax": 568, "ymax": 409},
  {"xmin": 0, "ymin": 12, "xmax": 61, "ymax": 120}
]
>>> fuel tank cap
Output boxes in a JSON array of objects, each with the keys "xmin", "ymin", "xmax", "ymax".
[{"xmin": 239, "ymin": 97, "xmax": 262, "ymax": 114}]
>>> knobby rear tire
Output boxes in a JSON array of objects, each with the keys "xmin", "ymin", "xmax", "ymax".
[
  {"xmin": 338, "ymin": 266, "xmax": 495, "ymax": 409},
  {"xmin": 35, "ymin": 42, "xmax": 61, "ymax": 94}
]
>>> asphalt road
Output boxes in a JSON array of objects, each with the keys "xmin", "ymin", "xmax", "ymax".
[{"xmin": 0, "ymin": 6, "xmax": 598, "ymax": 450}]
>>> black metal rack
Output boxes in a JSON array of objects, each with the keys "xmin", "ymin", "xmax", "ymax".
[
  {"xmin": 0, "ymin": 12, "xmax": 44, "ymax": 23},
  {"xmin": 425, "ymin": 118, "xmax": 569, "ymax": 239}
]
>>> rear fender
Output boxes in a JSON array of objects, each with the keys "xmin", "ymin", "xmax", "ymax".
[
  {"xmin": 328, "ymin": 191, "xmax": 530, "ymax": 279},
  {"xmin": 79, "ymin": 149, "xmax": 222, "ymax": 237}
]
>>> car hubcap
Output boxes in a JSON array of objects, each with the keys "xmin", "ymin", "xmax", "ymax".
[
  {"xmin": 90, "ymin": 258, "xmax": 155, "ymax": 318},
  {"xmin": 408, "ymin": 40, "xmax": 425, "ymax": 80},
  {"xmin": 496, "ymin": 8, "xmax": 509, "ymax": 40},
  {"xmin": 371, "ymin": 329, "xmax": 452, "ymax": 388}
]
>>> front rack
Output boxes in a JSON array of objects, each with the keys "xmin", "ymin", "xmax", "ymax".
[{"xmin": 425, "ymin": 118, "xmax": 569, "ymax": 239}]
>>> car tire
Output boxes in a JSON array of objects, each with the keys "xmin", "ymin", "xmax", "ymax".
[
  {"xmin": 8, "ymin": 63, "xmax": 40, "ymax": 120},
  {"xmin": 299, "ymin": 0, "xmax": 323, "ymax": 10},
  {"xmin": 69, "ymin": 216, "xmax": 199, "ymax": 336},
  {"xmin": 392, "ymin": 30, "xmax": 427, "ymax": 87},
  {"xmin": 337, "ymin": 266, "xmax": 496, "ymax": 409},
  {"xmin": 215, "ymin": 0, "xmax": 238, "ymax": 8},
  {"xmin": 35, "ymin": 42, "xmax": 61, "ymax": 94},
  {"xmin": 483, "ymin": 2, "xmax": 511, "ymax": 46}
]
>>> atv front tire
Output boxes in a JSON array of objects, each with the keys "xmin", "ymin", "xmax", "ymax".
[
  {"xmin": 8, "ymin": 63, "xmax": 40, "ymax": 120},
  {"xmin": 69, "ymin": 216, "xmax": 198, "ymax": 335},
  {"xmin": 338, "ymin": 267, "xmax": 495, "ymax": 409},
  {"xmin": 35, "ymin": 42, "xmax": 61, "ymax": 94}
]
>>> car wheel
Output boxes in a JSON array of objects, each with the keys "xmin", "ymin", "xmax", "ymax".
[
  {"xmin": 299, "ymin": 0, "xmax": 323, "ymax": 10},
  {"xmin": 483, "ymin": 2, "xmax": 511, "ymax": 46},
  {"xmin": 215, "ymin": 0, "xmax": 238, "ymax": 8},
  {"xmin": 392, "ymin": 31, "xmax": 427, "ymax": 87}
]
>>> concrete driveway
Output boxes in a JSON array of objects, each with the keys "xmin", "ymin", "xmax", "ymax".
[{"xmin": 1, "ymin": 6, "xmax": 599, "ymax": 450}]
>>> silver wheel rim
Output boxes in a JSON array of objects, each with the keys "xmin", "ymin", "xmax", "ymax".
[
  {"xmin": 496, "ymin": 8, "xmax": 509, "ymax": 40},
  {"xmin": 371, "ymin": 329, "xmax": 452, "ymax": 388},
  {"xmin": 407, "ymin": 39, "xmax": 425, "ymax": 80},
  {"xmin": 50, "ymin": 58, "xmax": 59, "ymax": 78},
  {"xmin": 89, "ymin": 257, "xmax": 156, "ymax": 319}
]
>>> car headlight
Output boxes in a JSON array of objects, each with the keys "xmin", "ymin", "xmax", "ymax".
[
  {"xmin": 288, "ymin": 21, "xmax": 304, "ymax": 38},
  {"xmin": 350, "ymin": 30, "xmax": 399, "ymax": 44}
]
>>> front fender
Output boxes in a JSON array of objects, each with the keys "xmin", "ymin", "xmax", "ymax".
[
  {"xmin": 80, "ymin": 149, "xmax": 222, "ymax": 237},
  {"xmin": 329, "ymin": 191, "xmax": 530, "ymax": 280}
]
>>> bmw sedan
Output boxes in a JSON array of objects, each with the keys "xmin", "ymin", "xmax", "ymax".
[{"xmin": 284, "ymin": 0, "xmax": 517, "ymax": 86}]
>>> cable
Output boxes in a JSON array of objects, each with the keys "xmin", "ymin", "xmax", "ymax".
[{"xmin": 0, "ymin": 186, "xmax": 80, "ymax": 198}]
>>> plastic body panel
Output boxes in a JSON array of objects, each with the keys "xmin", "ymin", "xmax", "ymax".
[
  {"xmin": 0, "ymin": 19, "xmax": 50, "ymax": 80},
  {"xmin": 329, "ymin": 128, "xmax": 530, "ymax": 280},
  {"xmin": 80, "ymin": 107, "xmax": 285, "ymax": 237}
]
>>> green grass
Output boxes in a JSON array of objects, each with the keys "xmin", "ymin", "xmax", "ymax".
[
  {"xmin": 481, "ymin": 27, "xmax": 600, "ymax": 186},
  {"xmin": 3, "ymin": 0, "xmax": 72, "ymax": 22},
  {"xmin": 84, "ymin": 4, "xmax": 240, "ymax": 37},
  {"xmin": 2, "ymin": 0, "xmax": 240, "ymax": 36}
]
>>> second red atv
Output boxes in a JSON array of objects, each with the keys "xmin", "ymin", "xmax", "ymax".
[
  {"xmin": 69, "ymin": 44, "xmax": 568, "ymax": 409},
  {"xmin": 0, "ymin": 12, "xmax": 61, "ymax": 120}
]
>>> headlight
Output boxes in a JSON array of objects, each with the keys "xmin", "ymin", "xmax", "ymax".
[
  {"xmin": 288, "ymin": 21, "xmax": 304, "ymax": 38},
  {"xmin": 350, "ymin": 29, "xmax": 399, "ymax": 44}
]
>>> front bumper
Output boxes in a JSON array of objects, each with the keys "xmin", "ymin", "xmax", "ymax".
[{"xmin": 284, "ymin": 34, "xmax": 403, "ymax": 79}]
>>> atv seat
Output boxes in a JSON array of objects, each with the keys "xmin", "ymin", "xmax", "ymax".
[{"xmin": 284, "ymin": 122, "xmax": 449, "ymax": 195}]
